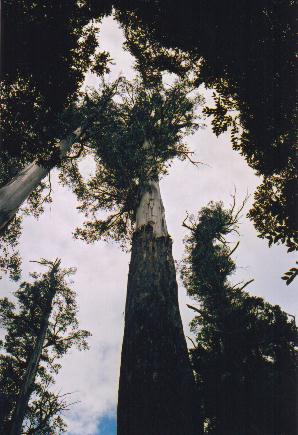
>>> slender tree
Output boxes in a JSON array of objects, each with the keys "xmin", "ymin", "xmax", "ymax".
[
  {"xmin": 181, "ymin": 201, "xmax": 298, "ymax": 434},
  {"xmin": 61, "ymin": 76, "xmax": 204, "ymax": 434},
  {"xmin": 0, "ymin": 259, "xmax": 90, "ymax": 434}
]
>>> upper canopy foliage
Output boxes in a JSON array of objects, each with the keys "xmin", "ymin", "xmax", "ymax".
[
  {"xmin": 1, "ymin": 0, "xmax": 112, "ymax": 177},
  {"xmin": 115, "ymin": 0, "xmax": 296, "ymax": 176},
  {"xmin": 114, "ymin": 1, "xmax": 297, "ymax": 260},
  {"xmin": 60, "ymin": 76, "xmax": 203, "ymax": 244},
  {"xmin": 0, "ymin": 1, "xmax": 112, "ymax": 280}
]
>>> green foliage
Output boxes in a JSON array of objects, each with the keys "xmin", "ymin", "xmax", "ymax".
[
  {"xmin": 115, "ymin": 0, "xmax": 297, "ymax": 257},
  {"xmin": 282, "ymin": 262, "xmax": 298, "ymax": 285},
  {"xmin": 0, "ymin": 1, "xmax": 114, "ymax": 278},
  {"xmin": 0, "ymin": 176, "xmax": 53, "ymax": 281},
  {"xmin": 0, "ymin": 259, "xmax": 91, "ymax": 434},
  {"xmin": 248, "ymin": 166, "xmax": 298, "ymax": 284},
  {"xmin": 116, "ymin": 10, "xmax": 201, "ymax": 87},
  {"xmin": 115, "ymin": 0, "xmax": 296, "ymax": 174},
  {"xmin": 60, "ymin": 76, "xmax": 203, "ymax": 244},
  {"xmin": 1, "ymin": 0, "xmax": 112, "ymax": 170},
  {"xmin": 0, "ymin": 217, "xmax": 22, "ymax": 281},
  {"xmin": 181, "ymin": 201, "xmax": 298, "ymax": 434}
]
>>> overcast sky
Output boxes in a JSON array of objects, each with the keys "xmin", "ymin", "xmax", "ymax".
[{"xmin": 2, "ymin": 14, "xmax": 297, "ymax": 435}]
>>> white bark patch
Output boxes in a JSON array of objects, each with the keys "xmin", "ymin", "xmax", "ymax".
[
  {"xmin": 135, "ymin": 180, "xmax": 168, "ymax": 237},
  {"xmin": 0, "ymin": 128, "xmax": 82, "ymax": 230}
]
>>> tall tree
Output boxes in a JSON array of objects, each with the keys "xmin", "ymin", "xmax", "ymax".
[
  {"xmin": 114, "ymin": 1, "xmax": 297, "ymax": 279},
  {"xmin": 0, "ymin": 259, "xmax": 90, "ymax": 434},
  {"xmin": 181, "ymin": 201, "xmax": 298, "ymax": 434},
  {"xmin": 61, "ymin": 76, "xmax": 204, "ymax": 433}
]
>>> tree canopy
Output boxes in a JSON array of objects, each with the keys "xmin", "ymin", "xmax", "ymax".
[
  {"xmin": 114, "ymin": 0, "xmax": 297, "ymax": 268},
  {"xmin": 1, "ymin": 0, "xmax": 112, "ymax": 181},
  {"xmin": 115, "ymin": 0, "xmax": 296, "ymax": 174},
  {"xmin": 182, "ymin": 201, "xmax": 298, "ymax": 434},
  {"xmin": 60, "ymin": 76, "xmax": 203, "ymax": 244}
]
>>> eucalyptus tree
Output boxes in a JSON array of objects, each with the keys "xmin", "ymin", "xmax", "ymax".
[
  {"xmin": 181, "ymin": 201, "xmax": 298, "ymax": 434},
  {"xmin": 114, "ymin": 1, "xmax": 297, "ymax": 282},
  {"xmin": 61, "ymin": 76, "xmax": 204, "ymax": 434},
  {"xmin": 0, "ymin": 259, "xmax": 90, "ymax": 435}
]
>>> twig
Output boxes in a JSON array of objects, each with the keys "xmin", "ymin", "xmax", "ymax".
[
  {"xmin": 228, "ymin": 241, "xmax": 240, "ymax": 257},
  {"xmin": 187, "ymin": 336, "xmax": 197, "ymax": 348},
  {"xmin": 182, "ymin": 215, "xmax": 193, "ymax": 231},
  {"xmin": 237, "ymin": 279, "xmax": 254, "ymax": 292},
  {"xmin": 177, "ymin": 150, "xmax": 208, "ymax": 167},
  {"xmin": 187, "ymin": 304, "xmax": 204, "ymax": 316}
]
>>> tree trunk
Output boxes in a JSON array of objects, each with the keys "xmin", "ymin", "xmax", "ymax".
[
  {"xmin": 0, "ymin": 128, "xmax": 82, "ymax": 232},
  {"xmin": 117, "ymin": 180, "xmax": 200, "ymax": 435},
  {"xmin": 10, "ymin": 262, "xmax": 59, "ymax": 435}
]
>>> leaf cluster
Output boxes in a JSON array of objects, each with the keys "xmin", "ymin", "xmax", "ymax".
[
  {"xmin": 248, "ymin": 164, "xmax": 298, "ymax": 284},
  {"xmin": 115, "ymin": 0, "xmax": 296, "ymax": 175},
  {"xmin": 61, "ymin": 77, "xmax": 203, "ymax": 244},
  {"xmin": 0, "ymin": 217, "xmax": 22, "ymax": 281},
  {"xmin": 1, "ymin": 0, "xmax": 112, "ymax": 168}
]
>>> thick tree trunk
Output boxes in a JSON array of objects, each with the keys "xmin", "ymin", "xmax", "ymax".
[
  {"xmin": 117, "ymin": 180, "xmax": 199, "ymax": 435},
  {"xmin": 0, "ymin": 128, "xmax": 82, "ymax": 232},
  {"xmin": 10, "ymin": 262, "xmax": 59, "ymax": 435}
]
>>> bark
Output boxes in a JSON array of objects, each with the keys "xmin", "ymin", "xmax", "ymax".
[
  {"xmin": 118, "ymin": 181, "xmax": 200, "ymax": 435},
  {"xmin": 135, "ymin": 180, "xmax": 168, "ymax": 237},
  {"xmin": 9, "ymin": 263, "xmax": 59, "ymax": 435},
  {"xmin": 0, "ymin": 128, "xmax": 82, "ymax": 232}
]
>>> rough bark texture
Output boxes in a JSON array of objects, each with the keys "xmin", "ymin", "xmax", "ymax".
[
  {"xmin": 0, "ymin": 128, "xmax": 81, "ymax": 231},
  {"xmin": 117, "ymin": 226, "xmax": 199, "ymax": 435}
]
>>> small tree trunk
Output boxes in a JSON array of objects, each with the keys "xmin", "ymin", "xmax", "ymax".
[
  {"xmin": 117, "ymin": 180, "xmax": 200, "ymax": 435},
  {"xmin": 10, "ymin": 262, "xmax": 59, "ymax": 435},
  {"xmin": 0, "ymin": 128, "xmax": 82, "ymax": 232}
]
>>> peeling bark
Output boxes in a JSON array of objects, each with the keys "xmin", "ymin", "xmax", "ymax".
[
  {"xmin": 0, "ymin": 128, "xmax": 82, "ymax": 231},
  {"xmin": 135, "ymin": 180, "xmax": 168, "ymax": 237},
  {"xmin": 118, "ymin": 181, "xmax": 200, "ymax": 435}
]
